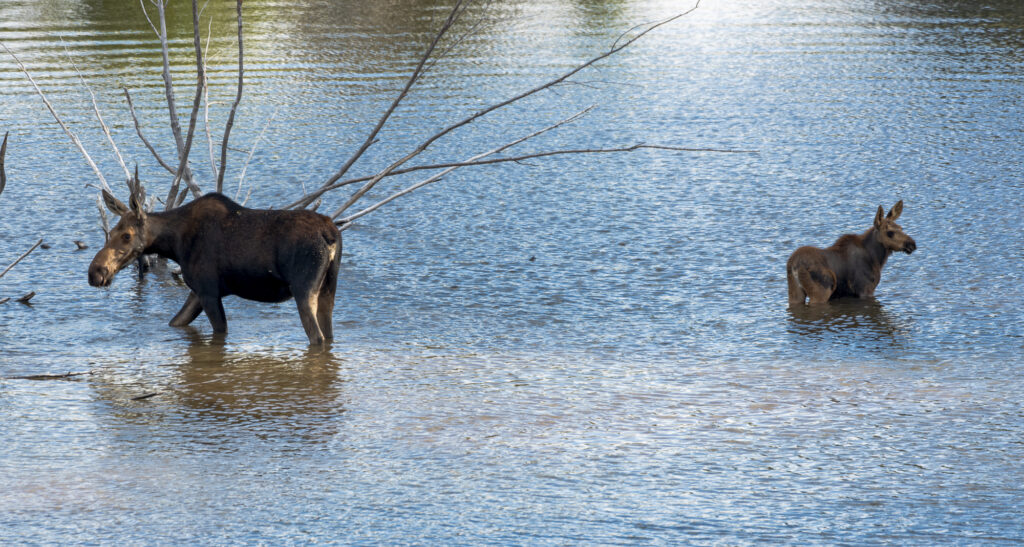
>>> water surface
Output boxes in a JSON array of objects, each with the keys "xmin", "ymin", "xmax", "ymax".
[{"xmin": 2, "ymin": 0, "xmax": 1023, "ymax": 543}]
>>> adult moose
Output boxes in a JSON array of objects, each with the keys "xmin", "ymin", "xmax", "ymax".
[
  {"xmin": 88, "ymin": 176, "xmax": 341, "ymax": 345},
  {"xmin": 787, "ymin": 201, "xmax": 916, "ymax": 306}
]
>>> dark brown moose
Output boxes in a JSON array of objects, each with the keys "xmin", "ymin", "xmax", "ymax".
[
  {"xmin": 88, "ymin": 180, "xmax": 341, "ymax": 345},
  {"xmin": 787, "ymin": 201, "xmax": 916, "ymax": 306}
]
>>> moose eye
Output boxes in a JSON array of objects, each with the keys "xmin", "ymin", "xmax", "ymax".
[
  {"xmin": 886, "ymin": 231, "xmax": 894, "ymax": 238},
  {"xmin": 122, "ymin": 233, "xmax": 132, "ymax": 242}
]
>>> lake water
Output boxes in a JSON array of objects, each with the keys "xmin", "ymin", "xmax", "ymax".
[{"xmin": 2, "ymin": 0, "xmax": 1023, "ymax": 543}]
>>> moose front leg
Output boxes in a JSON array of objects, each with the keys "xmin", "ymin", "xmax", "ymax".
[{"xmin": 169, "ymin": 291, "xmax": 203, "ymax": 327}]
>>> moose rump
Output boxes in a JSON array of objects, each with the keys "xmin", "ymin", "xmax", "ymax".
[{"xmin": 89, "ymin": 189, "xmax": 341, "ymax": 345}]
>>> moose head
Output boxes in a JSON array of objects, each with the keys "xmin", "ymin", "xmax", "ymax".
[
  {"xmin": 872, "ymin": 200, "xmax": 917, "ymax": 255},
  {"xmin": 88, "ymin": 171, "xmax": 149, "ymax": 287}
]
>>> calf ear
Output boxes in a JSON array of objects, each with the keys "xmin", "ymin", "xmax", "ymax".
[
  {"xmin": 874, "ymin": 205, "xmax": 885, "ymax": 228},
  {"xmin": 887, "ymin": 200, "xmax": 903, "ymax": 221},
  {"xmin": 102, "ymin": 189, "xmax": 130, "ymax": 217}
]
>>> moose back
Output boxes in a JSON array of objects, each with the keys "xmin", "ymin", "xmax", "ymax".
[{"xmin": 88, "ymin": 189, "xmax": 341, "ymax": 345}]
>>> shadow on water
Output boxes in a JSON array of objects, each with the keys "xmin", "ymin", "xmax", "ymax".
[{"xmin": 786, "ymin": 298, "xmax": 914, "ymax": 351}]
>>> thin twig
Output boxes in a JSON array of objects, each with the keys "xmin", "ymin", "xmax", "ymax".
[
  {"xmin": 289, "ymin": 1, "xmax": 466, "ymax": 210},
  {"xmin": 0, "ymin": 238, "xmax": 43, "ymax": 280},
  {"xmin": 153, "ymin": 0, "xmax": 199, "ymax": 209},
  {"xmin": 61, "ymin": 38, "xmax": 131, "ymax": 182},
  {"xmin": 203, "ymin": 15, "xmax": 218, "ymax": 181},
  {"xmin": 139, "ymin": 0, "xmax": 159, "ymax": 37},
  {"xmin": 329, "ymin": 1, "xmax": 703, "ymax": 219},
  {"xmin": 2, "ymin": 43, "xmax": 111, "ymax": 191},
  {"xmin": 0, "ymin": 131, "xmax": 7, "ymax": 199},
  {"xmin": 124, "ymin": 88, "xmax": 175, "ymax": 174},
  {"xmin": 235, "ymin": 107, "xmax": 277, "ymax": 200},
  {"xmin": 338, "ymin": 106, "xmax": 591, "ymax": 224},
  {"xmin": 216, "ymin": 0, "xmax": 244, "ymax": 193},
  {"xmin": 166, "ymin": 0, "xmax": 209, "ymax": 207}
]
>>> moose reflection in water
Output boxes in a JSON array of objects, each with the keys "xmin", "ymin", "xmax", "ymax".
[
  {"xmin": 787, "ymin": 201, "xmax": 916, "ymax": 306},
  {"xmin": 786, "ymin": 296, "xmax": 913, "ymax": 345},
  {"xmin": 88, "ymin": 177, "xmax": 341, "ymax": 346}
]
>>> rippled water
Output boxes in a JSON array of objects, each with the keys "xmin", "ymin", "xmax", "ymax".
[{"xmin": 2, "ymin": 0, "xmax": 1023, "ymax": 543}]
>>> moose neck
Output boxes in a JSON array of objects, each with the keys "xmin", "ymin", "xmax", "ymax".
[
  {"xmin": 142, "ymin": 210, "xmax": 185, "ymax": 263},
  {"xmin": 862, "ymin": 227, "xmax": 892, "ymax": 270}
]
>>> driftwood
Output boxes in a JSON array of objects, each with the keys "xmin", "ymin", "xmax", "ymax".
[{"xmin": 4, "ymin": 371, "xmax": 91, "ymax": 380}]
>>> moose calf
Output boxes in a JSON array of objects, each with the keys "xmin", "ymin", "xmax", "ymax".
[
  {"xmin": 787, "ymin": 201, "xmax": 916, "ymax": 306},
  {"xmin": 88, "ymin": 182, "xmax": 341, "ymax": 345}
]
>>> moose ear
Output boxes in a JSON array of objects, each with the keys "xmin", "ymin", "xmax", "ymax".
[
  {"xmin": 102, "ymin": 189, "xmax": 130, "ymax": 217},
  {"xmin": 874, "ymin": 205, "xmax": 885, "ymax": 228},
  {"xmin": 887, "ymin": 200, "xmax": 903, "ymax": 221}
]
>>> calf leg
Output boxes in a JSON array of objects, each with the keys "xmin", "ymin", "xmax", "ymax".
[
  {"xmin": 787, "ymin": 268, "xmax": 806, "ymax": 306},
  {"xmin": 169, "ymin": 291, "xmax": 203, "ymax": 327},
  {"xmin": 798, "ymin": 268, "xmax": 834, "ymax": 305}
]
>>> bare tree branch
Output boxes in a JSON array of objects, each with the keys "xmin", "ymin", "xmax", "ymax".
[
  {"xmin": 61, "ymin": 38, "xmax": 131, "ymax": 182},
  {"xmin": 202, "ymin": 15, "xmax": 218, "ymax": 181},
  {"xmin": 139, "ymin": 0, "xmax": 159, "ymax": 37},
  {"xmin": 235, "ymin": 107, "xmax": 277, "ymax": 201},
  {"xmin": 337, "ymin": 106, "xmax": 597, "ymax": 226},
  {"xmin": 326, "ymin": 1, "xmax": 704, "ymax": 220},
  {"xmin": 2, "ymin": 43, "xmax": 111, "ymax": 192},
  {"xmin": 124, "ymin": 87, "xmax": 176, "ymax": 174},
  {"xmin": 165, "ymin": 0, "xmax": 208, "ymax": 208},
  {"xmin": 0, "ymin": 238, "xmax": 43, "ymax": 281},
  {"xmin": 289, "ymin": 0, "xmax": 467, "ymax": 210},
  {"xmin": 152, "ymin": 0, "xmax": 199, "ymax": 208},
  {"xmin": 216, "ymin": 0, "xmax": 244, "ymax": 193},
  {"xmin": 0, "ymin": 131, "xmax": 7, "ymax": 199}
]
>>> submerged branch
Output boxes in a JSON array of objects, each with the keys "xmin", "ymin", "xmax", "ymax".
[{"xmin": 5, "ymin": 371, "xmax": 92, "ymax": 380}]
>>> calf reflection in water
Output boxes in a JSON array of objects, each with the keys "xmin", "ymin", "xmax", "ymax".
[
  {"xmin": 787, "ymin": 201, "xmax": 916, "ymax": 306},
  {"xmin": 88, "ymin": 179, "xmax": 341, "ymax": 346},
  {"xmin": 787, "ymin": 296, "xmax": 912, "ymax": 343}
]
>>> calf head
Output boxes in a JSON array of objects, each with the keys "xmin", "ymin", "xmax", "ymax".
[
  {"xmin": 873, "ymin": 200, "xmax": 916, "ymax": 255},
  {"xmin": 88, "ymin": 179, "xmax": 149, "ymax": 287}
]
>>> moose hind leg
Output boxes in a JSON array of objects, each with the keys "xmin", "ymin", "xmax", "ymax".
[
  {"xmin": 316, "ymin": 255, "xmax": 339, "ymax": 341},
  {"xmin": 169, "ymin": 291, "xmax": 203, "ymax": 327},
  {"xmin": 198, "ymin": 293, "xmax": 228, "ymax": 333},
  {"xmin": 295, "ymin": 292, "xmax": 325, "ymax": 345}
]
